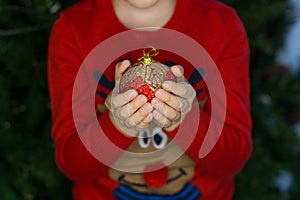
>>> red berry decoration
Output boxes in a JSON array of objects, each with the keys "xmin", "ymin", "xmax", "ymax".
[
  {"xmin": 119, "ymin": 48, "xmax": 176, "ymax": 102},
  {"xmin": 136, "ymin": 84, "xmax": 155, "ymax": 102}
]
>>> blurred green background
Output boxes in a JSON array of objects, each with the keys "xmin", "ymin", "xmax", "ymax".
[{"xmin": 1, "ymin": 0, "xmax": 300, "ymax": 199}]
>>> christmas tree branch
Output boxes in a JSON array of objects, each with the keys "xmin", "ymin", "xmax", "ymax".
[{"xmin": 0, "ymin": 24, "xmax": 49, "ymax": 36}]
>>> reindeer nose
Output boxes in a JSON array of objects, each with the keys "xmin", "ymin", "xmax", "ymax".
[{"xmin": 143, "ymin": 162, "xmax": 168, "ymax": 188}]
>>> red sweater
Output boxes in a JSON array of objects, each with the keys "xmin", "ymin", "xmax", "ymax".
[{"xmin": 48, "ymin": 0, "xmax": 252, "ymax": 199}]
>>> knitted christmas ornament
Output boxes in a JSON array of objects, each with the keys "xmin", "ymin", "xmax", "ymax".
[{"xmin": 119, "ymin": 48, "xmax": 176, "ymax": 102}]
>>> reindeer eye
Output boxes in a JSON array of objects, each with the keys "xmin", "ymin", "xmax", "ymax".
[
  {"xmin": 138, "ymin": 129, "xmax": 150, "ymax": 148},
  {"xmin": 152, "ymin": 127, "xmax": 167, "ymax": 149}
]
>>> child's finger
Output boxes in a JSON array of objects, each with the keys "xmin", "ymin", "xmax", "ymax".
[
  {"xmin": 117, "ymin": 95, "xmax": 148, "ymax": 119},
  {"xmin": 151, "ymin": 98, "xmax": 180, "ymax": 121},
  {"xmin": 170, "ymin": 65, "xmax": 184, "ymax": 82},
  {"xmin": 115, "ymin": 59, "xmax": 131, "ymax": 83},
  {"xmin": 153, "ymin": 110, "xmax": 172, "ymax": 128},
  {"xmin": 154, "ymin": 89, "xmax": 183, "ymax": 111},
  {"xmin": 110, "ymin": 89, "xmax": 138, "ymax": 108},
  {"xmin": 162, "ymin": 81, "xmax": 195, "ymax": 100},
  {"xmin": 124, "ymin": 103, "xmax": 153, "ymax": 128}
]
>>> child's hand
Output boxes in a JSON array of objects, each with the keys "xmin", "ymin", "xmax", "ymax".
[
  {"xmin": 151, "ymin": 65, "xmax": 196, "ymax": 131},
  {"xmin": 105, "ymin": 60, "xmax": 154, "ymax": 137}
]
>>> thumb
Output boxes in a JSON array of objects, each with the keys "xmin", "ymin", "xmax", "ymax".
[
  {"xmin": 170, "ymin": 65, "xmax": 185, "ymax": 82},
  {"xmin": 115, "ymin": 59, "xmax": 131, "ymax": 83}
]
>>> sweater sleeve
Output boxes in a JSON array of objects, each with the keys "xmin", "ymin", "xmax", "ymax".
[
  {"xmin": 47, "ymin": 14, "xmax": 134, "ymax": 182},
  {"xmin": 195, "ymin": 10, "xmax": 252, "ymax": 177},
  {"xmin": 166, "ymin": 9, "xmax": 252, "ymax": 177}
]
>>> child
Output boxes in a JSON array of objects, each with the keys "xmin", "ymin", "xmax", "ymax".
[{"xmin": 48, "ymin": 0, "xmax": 252, "ymax": 199}]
